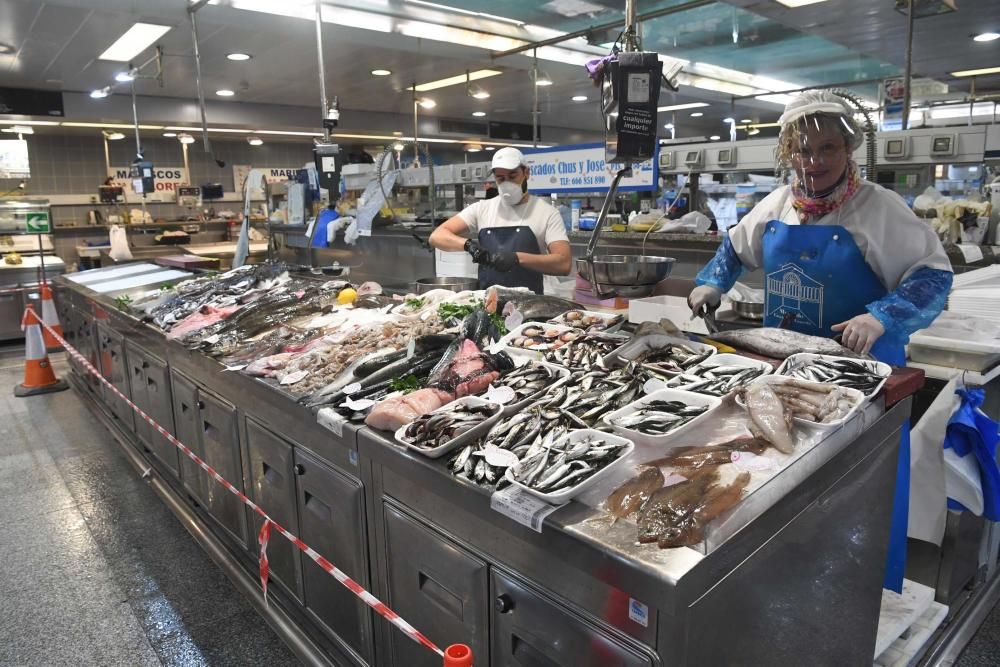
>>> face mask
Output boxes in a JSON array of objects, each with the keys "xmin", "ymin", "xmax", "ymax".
[{"xmin": 497, "ymin": 180, "xmax": 523, "ymax": 206}]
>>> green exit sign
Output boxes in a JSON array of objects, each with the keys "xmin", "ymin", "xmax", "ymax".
[{"xmin": 25, "ymin": 212, "xmax": 50, "ymax": 233}]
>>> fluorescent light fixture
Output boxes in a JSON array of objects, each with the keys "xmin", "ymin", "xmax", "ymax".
[
  {"xmin": 572, "ymin": 95, "xmax": 588, "ymax": 102},
  {"xmin": 216, "ymin": 89, "xmax": 235, "ymax": 97},
  {"xmin": 740, "ymin": 118, "xmax": 753, "ymax": 123},
  {"xmin": 951, "ymin": 65, "xmax": 1000, "ymax": 77},
  {"xmin": 690, "ymin": 112, "xmax": 704, "ymax": 117},
  {"xmin": 98, "ymin": 22, "xmax": 172, "ymax": 62},
  {"xmin": 775, "ymin": 0, "xmax": 830, "ymax": 6},
  {"xmin": 485, "ymin": 146, "xmax": 495, "ymax": 150},
  {"xmin": 227, "ymin": 52, "xmax": 252, "ymax": 60},
  {"xmin": 929, "ymin": 102, "xmax": 998, "ymax": 119},
  {"xmin": 104, "ymin": 131, "xmax": 126, "ymax": 140},
  {"xmin": 657, "ymin": 102, "xmax": 709, "ymax": 112},
  {"xmin": 62, "ymin": 122, "xmax": 163, "ymax": 129},
  {"xmin": 973, "ymin": 32, "xmax": 1000, "ymax": 42},
  {"xmin": 709, "ymin": 135, "xmax": 721, "ymax": 140},
  {"xmin": 0, "ymin": 120, "xmax": 60, "ymax": 126},
  {"xmin": 417, "ymin": 97, "xmax": 436, "ymax": 109},
  {"xmin": 253, "ymin": 129, "xmax": 324, "ymax": 136},
  {"xmin": 177, "ymin": 133, "xmax": 195, "ymax": 144},
  {"xmin": 162, "ymin": 132, "xmax": 177, "ymax": 137},
  {"xmin": 2, "ymin": 125, "xmax": 33, "ymax": 134},
  {"xmin": 90, "ymin": 87, "xmax": 111, "ymax": 99},
  {"xmin": 0, "ymin": 43, "xmax": 14, "ymax": 55},
  {"xmin": 247, "ymin": 136, "xmax": 263, "ymax": 146},
  {"xmin": 467, "ymin": 147, "xmax": 481, "ymax": 153},
  {"xmin": 472, "ymin": 111, "xmax": 486, "ymax": 117},
  {"xmin": 748, "ymin": 128, "xmax": 761, "ymax": 135},
  {"xmin": 405, "ymin": 0, "xmax": 525, "ymax": 26},
  {"xmin": 371, "ymin": 68, "xmax": 392, "ymax": 76},
  {"xmin": 115, "ymin": 71, "xmax": 134, "ymax": 82},
  {"xmin": 392, "ymin": 142, "xmax": 405, "ymax": 151},
  {"xmin": 468, "ymin": 84, "xmax": 491, "ymax": 99},
  {"xmin": 408, "ymin": 69, "xmax": 501, "ymax": 92}
]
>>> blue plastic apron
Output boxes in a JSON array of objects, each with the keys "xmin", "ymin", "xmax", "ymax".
[
  {"xmin": 478, "ymin": 226, "xmax": 543, "ymax": 293},
  {"xmin": 310, "ymin": 207, "xmax": 340, "ymax": 248},
  {"xmin": 762, "ymin": 220, "xmax": 909, "ymax": 592}
]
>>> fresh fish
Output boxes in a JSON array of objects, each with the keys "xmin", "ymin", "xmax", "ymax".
[
  {"xmin": 605, "ymin": 467, "xmax": 665, "ymax": 520},
  {"xmin": 644, "ymin": 438, "xmax": 771, "ymax": 470},
  {"xmin": 402, "ymin": 402, "xmax": 497, "ymax": 450},
  {"xmin": 781, "ymin": 357, "xmax": 885, "ymax": 396},
  {"xmin": 507, "ymin": 434, "xmax": 626, "ymax": 493},
  {"xmin": 739, "ymin": 382, "xmax": 795, "ymax": 454},
  {"xmin": 485, "ymin": 286, "xmax": 581, "ymax": 322},
  {"xmin": 610, "ymin": 400, "xmax": 709, "ymax": 436},
  {"xmin": 666, "ymin": 361, "xmax": 768, "ymax": 396},
  {"xmin": 655, "ymin": 472, "xmax": 751, "ymax": 548},
  {"xmin": 637, "ymin": 468, "xmax": 718, "ymax": 544},
  {"xmin": 707, "ymin": 328, "xmax": 865, "ymax": 360}
]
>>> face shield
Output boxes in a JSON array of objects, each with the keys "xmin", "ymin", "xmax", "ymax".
[{"xmin": 776, "ymin": 91, "xmax": 863, "ymax": 194}]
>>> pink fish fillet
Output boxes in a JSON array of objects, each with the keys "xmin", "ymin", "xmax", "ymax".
[
  {"xmin": 166, "ymin": 304, "xmax": 240, "ymax": 340},
  {"xmin": 364, "ymin": 388, "xmax": 455, "ymax": 432}
]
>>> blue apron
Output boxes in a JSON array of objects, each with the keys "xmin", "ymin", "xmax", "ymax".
[
  {"xmin": 478, "ymin": 226, "xmax": 543, "ymax": 294},
  {"xmin": 310, "ymin": 208, "xmax": 340, "ymax": 248},
  {"xmin": 763, "ymin": 220, "xmax": 909, "ymax": 592}
]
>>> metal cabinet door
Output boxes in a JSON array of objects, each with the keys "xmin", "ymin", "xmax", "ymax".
[
  {"xmin": 491, "ymin": 569, "xmax": 654, "ymax": 667},
  {"xmin": 383, "ymin": 503, "xmax": 489, "ymax": 667},
  {"xmin": 78, "ymin": 314, "xmax": 99, "ymax": 395},
  {"xmin": 244, "ymin": 418, "xmax": 303, "ymax": 602},
  {"xmin": 294, "ymin": 449, "xmax": 372, "ymax": 664},
  {"xmin": 197, "ymin": 390, "xmax": 248, "ymax": 545},
  {"xmin": 142, "ymin": 354, "xmax": 179, "ymax": 478},
  {"xmin": 125, "ymin": 342, "xmax": 151, "ymax": 449},
  {"xmin": 169, "ymin": 370, "xmax": 205, "ymax": 505},
  {"xmin": 96, "ymin": 325, "xmax": 134, "ymax": 432}
]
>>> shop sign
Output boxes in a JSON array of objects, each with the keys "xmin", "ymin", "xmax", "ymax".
[
  {"xmin": 881, "ymin": 77, "xmax": 906, "ymax": 131},
  {"xmin": 521, "ymin": 142, "xmax": 658, "ymax": 193},
  {"xmin": 233, "ymin": 165, "xmax": 304, "ymax": 195},
  {"xmin": 107, "ymin": 166, "xmax": 188, "ymax": 201}
]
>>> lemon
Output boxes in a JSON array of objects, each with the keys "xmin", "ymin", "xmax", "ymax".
[{"xmin": 337, "ymin": 287, "xmax": 358, "ymax": 305}]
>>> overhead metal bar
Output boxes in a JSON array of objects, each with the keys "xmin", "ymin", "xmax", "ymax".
[
  {"xmin": 187, "ymin": 3, "xmax": 211, "ymax": 152},
  {"xmin": 315, "ymin": 0, "xmax": 331, "ymax": 142},
  {"xmin": 491, "ymin": 0, "xmax": 714, "ymax": 59},
  {"xmin": 729, "ymin": 77, "xmax": 885, "ymax": 101}
]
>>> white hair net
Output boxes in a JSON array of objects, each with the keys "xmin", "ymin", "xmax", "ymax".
[{"xmin": 778, "ymin": 90, "xmax": 863, "ymax": 151}]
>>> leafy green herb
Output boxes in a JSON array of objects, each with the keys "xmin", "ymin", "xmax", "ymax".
[
  {"xmin": 488, "ymin": 310, "xmax": 508, "ymax": 336},
  {"xmin": 390, "ymin": 374, "xmax": 422, "ymax": 394},
  {"xmin": 436, "ymin": 299, "xmax": 507, "ymax": 335},
  {"xmin": 405, "ymin": 297, "xmax": 425, "ymax": 309},
  {"xmin": 113, "ymin": 294, "xmax": 133, "ymax": 311}
]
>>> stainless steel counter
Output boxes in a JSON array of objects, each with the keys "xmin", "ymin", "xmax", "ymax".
[{"xmin": 54, "ymin": 266, "xmax": 909, "ymax": 666}]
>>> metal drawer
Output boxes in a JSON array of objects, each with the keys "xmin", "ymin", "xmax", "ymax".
[
  {"xmin": 141, "ymin": 353, "xmax": 178, "ymax": 477},
  {"xmin": 198, "ymin": 390, "xmax": 248, "ymax": 546},
  {"xmin": 170, "ymin": 370, "xmax": 205, "ymax": 504},
  {"xmin": 96, "ymin": 324, "xmax": 133, "ymax": 432}
]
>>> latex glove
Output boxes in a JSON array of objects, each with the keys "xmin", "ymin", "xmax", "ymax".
[
  {"xmin": 487, "ymin": 251, "xmax": 519, "ymax": 273},
  {"xmin": 688, "ymin": 285, "xmax": 722, "ymax": 316},
  {"xmin": 464, "ymin": 239, "xmax": 489, "ymax": 264},
  {"xmin": 831, "ymin": 313, "xmax": 885, "ymax": 355}
]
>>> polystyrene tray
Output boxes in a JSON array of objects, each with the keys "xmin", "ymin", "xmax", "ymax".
[
  {"xmin": 666, "ymin": 353, "xmax": 773, "ymax": 394},
  {"xmin": 394, "ymin": 396, "xmax": 502, "ymax": 459},
  {"xmin": 498, "ymin": 361, "xmax": 571, "ymax": 416},
  {"xmin": 547, "ymin": 309, "xmax": 625, "ymax": 333},
  {"xmin": 507, "ymin": 429, "xmax": 634, "ymax": 505},
  {"xmin": 776, "ymin": 353, "xmax": 890, "ymax": 400},
  {"xmin": 497, "ymin": 321, "xmax": 579, "ymax": 359},
  {"xmin": 603, "ymin": 388, "xmax": 723, "ymax": 448},
  {"xmin": 738, "ymin": 375, "xmax": 866, "ymax": 432},
  {"xmin": 606, "ymin": 333, "xmax": 716, "ymax": 369}
]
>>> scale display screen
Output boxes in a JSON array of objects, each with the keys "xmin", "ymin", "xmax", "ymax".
[
  {"xmin": 932, "ymin": 136, "xmax": 953, "ymax": 154},
  {"xmin": 0, "ymin": 139, "xmax": 29, "ymax": 178}
]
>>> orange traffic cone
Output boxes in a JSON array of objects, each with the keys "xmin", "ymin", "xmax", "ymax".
[
  {"xmin": 39, "ymin": 281, "xmax": 63, "ymax": 351},
  {"xmin": 14, "ymin": 305, "xmax": 68, "ymax": 397},
  {"xmin": 443, "ymin": 645, "xmax": 473, "ymax": 667}
]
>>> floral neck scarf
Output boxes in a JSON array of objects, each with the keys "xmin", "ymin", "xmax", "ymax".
[{"xmin": 791, "ymin": 160, "xmax": 860, "ymax": 223}]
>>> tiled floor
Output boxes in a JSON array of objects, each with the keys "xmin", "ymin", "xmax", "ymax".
[{"xmin": 0, "ymin": 349, "xmax": 299, "ymax": 666}]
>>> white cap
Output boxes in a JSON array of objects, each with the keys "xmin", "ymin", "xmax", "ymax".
[
  {"xmin": 491, "ymin": 147, "xmax": 525, "ymax": 171},
  {"xmin": 778, "ymin": 90, "xmax": 863, "ymax": 150}
]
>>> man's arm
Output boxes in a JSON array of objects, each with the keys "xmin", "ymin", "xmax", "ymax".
[
  {"xmin": 428, "ymin": 215, "xmax": 471, "ymax": 251},
  {"xmin": 517, "ymin": 240, "xmax": 572, "ymax": 276}
]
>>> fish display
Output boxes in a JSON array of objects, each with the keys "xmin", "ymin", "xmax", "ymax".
[
  {"xmin": 644, "ymin": 438, "xmax": 771, "ymax": 471},
  {"xmin": 401, "ymin": 402, "xmax": 498, "ymax": 450},
  {"xmin": 493, "ymin": 362, "xmax": 562, "ymax": 403},
  {"xmin": 365, "ymin": 388, "xmax": 456, "ymax": 432},
  {"xmin": 764, "ymin": 377, "xmax": 863, "ymax": 425},
  {"xmin": 506, "ymin": 325, "xmax": 582, "ymax": 351},
  {"xmin": 739, "ymin": 381, "xmax": 795, "ymax": 453},
  {"xmin": 780, "ymin": 356, "xmax": 886, "ymax": 396},
  {"xmin": 544, "ymin": 333, "xmax": 625, "ymax": 369},
  {"xmin": 485, "ymin": 286, "xmax": 581, "ymax": 321},
  {"xmin": 548, "ymin": 310, "xmax": 625, "ymax": 332},
  {"xmin": 610, "ymin": 334, "xmax": 713, "ymax": 374},
  {"xmin": 638, "ymin": 470, "xmax": 752, "ymax": 549},
  {"xmin": 507, "ymin": 433, "xmax": 628, "ymax": 494},
  {"xmin": 706, "ymin": 328, "xmax": 864, "ymax": 360},
  {"xmin": 665, "ymin": 363, "xmax": 768, "ymax": 397},
  {"xmin": 609, "ymin": 401, "xmax": 709, "ymax": 436},
  {"xmin": 606, "ymin": 467, "xmax": 665, "ymax": 520}
]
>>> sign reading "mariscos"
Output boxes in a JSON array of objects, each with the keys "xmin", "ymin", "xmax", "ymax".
[{"xmin": 107, "ymin": 166, "xmax": 188, "ymax": 201}]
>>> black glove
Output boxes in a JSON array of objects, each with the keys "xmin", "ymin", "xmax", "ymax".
[
  {"xmin": 464, "ymin": 239, "xmax": 489, "ymax": 264},
  {"xmin": 487, "ymin": 251, "xmax": 519, "ymax": 273}
]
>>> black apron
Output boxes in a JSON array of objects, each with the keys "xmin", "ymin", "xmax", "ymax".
[{"xmin": 478, "ymin": 225, "xmax": 543, "ymax": 293}]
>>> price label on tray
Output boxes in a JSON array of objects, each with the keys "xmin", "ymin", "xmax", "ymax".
[
  {"xmin": 343, "ymin": 397, "xmax": 376, "ymax": 412},
  {"xmin": 484, "ymin": 384, "xmax": 516, "ymax": 405},
  {"xmin": 490, "ymin": 486, "xmax": 560, "ymax": 532},
  {"xmin": 343, "ymin": 382, "xmax": 363, "ymax": 396}
]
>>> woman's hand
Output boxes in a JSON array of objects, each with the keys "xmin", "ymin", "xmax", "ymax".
[{"xmin": 831, "ymin": 314, "xmax": 885, "ymax": 355}]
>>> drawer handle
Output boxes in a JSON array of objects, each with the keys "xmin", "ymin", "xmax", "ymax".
[
  {"xmin": 197, "ymin": 400, "xmax": 205, "ymax": 410},
  {"xmin": 495, "ymin": 594, "xmax": 514, "ymax": 614},
  {"xmin": 293, "ymin": 463, "xmax": 305, "ymax": 476},
  {"xmin": 303, "ymin": 491, "xmax": 331, "ymax": 521},
  {"xmin": 141, "ymin": 361, "xmax": 149, "ymax": 369},
  {"xmin": 419, "ymin": 572, "xmax": 464, "ymax": 620},
  {"xmin": 203, "ymin": 420, "xmax": 218, "ymax": 440}
]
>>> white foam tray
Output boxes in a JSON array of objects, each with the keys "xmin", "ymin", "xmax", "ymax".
[
  {"xmin": 776, "ymin": 352, "xmax": 890, "ymax": 400},
  {"xmin": 394, "ymin": 396, "xmax": 502, "ymax": 459},
  {"xmin": 603, "ymin": 387, "xmax": 723, "ymax": 448}
]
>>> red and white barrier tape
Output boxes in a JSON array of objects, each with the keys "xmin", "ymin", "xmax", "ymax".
[{"xmin": 35, "ymin": 311, "xmax": 444, "ymax": 658}]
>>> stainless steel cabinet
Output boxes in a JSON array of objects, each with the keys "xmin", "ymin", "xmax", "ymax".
[
  {"xmin": 295, "ymin": 448, "xmax": 372, "ymax": 665},
  {"xmin": 382, "ymin": 503, "xmax": 489, "ymax": 667},
  {"xmin": 96, "ymin": 324, "xmax": 133, "ymax": 432},
  {"xmin": 77, "ymin": 312, "xmax": 99, "ymax": 396},
  {"xmin": 170, "ymin": 370, "xmax": 204, "ymax": 503},
  {"xmin": 124, "ymin": 344, "xmax": 178, "ymax": 477},
  {"xmin": 244, "ymin": 418, "xmax": 303, "ymax": 602},
  {"xmin": 198, "ymin": 391, "xmax": 248, "ymax": 545},
  {"xmin": 0, "ymin": 287, "xmax": 24, "ymax": 340},
  {"xmin": 491, "ymin": 570, "xmax": 654, "ymax": 667}
]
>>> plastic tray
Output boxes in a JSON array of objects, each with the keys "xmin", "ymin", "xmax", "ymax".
[
  {"xmin": 394, "ymin": 396, "xmax": 502, "ymax": 459},
  {"xmin": 738, "ymin": 375, "xmax": 866, "ymax": 432},
  {"xmin": 666, "ymin": 353, "xmax": 773, "ymax": 395},
  {"xmin": 606, "ymin": 333, "xmax": 716, "ymax": 370},
  {"xmin": 776, "ymin": 353, "xmax": 890, "ymax": 400},
  {"xmin": 908, "ymin": 342, "xmax": 1000, "ymax": 373},
  {"xmin": 497, "ymin": 321, "xmax": 579, "ymax": 360},
  {"xmin": 497, "ymin": 361, "xmax": 571, "ymax": 416},
  {"xmin": 547, "ymin": 309, "xmax": 625, "ymax": 333},
  {"xmin": 507, "ymin": 429, "xmax": 635, "ymax": 505},
  {"xmin": 603, "ymin": 388, "xmax": 723, "ymax": 448}
]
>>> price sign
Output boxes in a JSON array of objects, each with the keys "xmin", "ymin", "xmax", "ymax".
[{"xmin": 490, "ymin": 485, "xmax": 560, "ymax": 532}]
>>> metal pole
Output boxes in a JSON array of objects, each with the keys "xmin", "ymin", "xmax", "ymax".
[
  {"xmin": 103, "ymin": 135, "xmax": 111, "ymax": 173},
  {"xmin": 315, "ymin": 0, "xmax": 331, "ymax": 142},
  {"xmin": 187, "ymin": 8, "xmax": 211, "ymax": 152},
  {"xmin": 130, "ymin": 81, "xmax": 148, "ymax": 225},
  {"xmin": 970, "ymin": 77, "xmax": 976, "ymax": 127},
  {"xmin": 625, "ymin": 0, "xmax": 637, "ymax": 50},
  {"xmin": 532, "ymin": 49, "xmax": 539, "ymax": 148},
  {"xmin": 413, "ymin": 93, "xmax": 420, "ymax": 165},
  {"xmin": 182, "ymin": 143, "xmax": 190, "ymax": 182},
  {"xmin": 902, "ymin": 0, "xmax": 914, "ymax": 130},
  {"xmin": 491, "ymin": 0, "xmax": 713, "ymax": 59}
]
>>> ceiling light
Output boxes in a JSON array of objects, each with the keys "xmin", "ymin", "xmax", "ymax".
[
  {"xmin": 247, "ymin": 136, "xmax": 263, "ymax": 146},
  {"xmin": 775, "ymin": 0, "xmax": 830, "ymax": 7},
  {"xmin": 90, "ymin": 87, "xmax": 111, "ymax": 99},
  {"xmin": 162, "ymin": 132, "xmax": 177, "ymax": 137},
  {"xmin": 62, "ymin": 122, "xmax": 162, "ymax": 129},
  {"xmin": 533, "ymin": 69, "xmax": 553, "ymax": 86},
  {"xmin": 951, "ymin": 65, "xmax": 1000, "ymax": 77},
  {"xmin": 227, "ymin": 52, "xmax": 252, "ymax": 61},
  {"xmin": 690, "ymin": 112, "xmax": 704, "ymax": 117},
  {"xmin": 723, "ymin": 117, "xmax": 734, "ymax": 123},
  {"xmin": 572, "ymin": 95, "xmax": 587, "ymax": 102},
  {"xmin": 409, "ymin": 69, "xmax": 502, "ymax": 92},
  {"xmin": 216, "ymin": 89, "xmax": 235, "ymax": 97},
  {"xmin": 98, "ymin": 22, "xmax": 172, "ymax": 62},
  {"xmin": 115, "ymin": 71, "xmax": 135, "ymax": 82},
  {"xmin": 929, "ymin": 102, "xmax": 998, "ymax": 119},
  {"xmin": 973, "ymin": 32, "xmax": 1000, "ymax": 42},
  {"xmin": 468, "ymin": 84, "xmax": 491, "ymax": 99},
  {"xmin": 103, "ymin": 131, "xmax": 126, "ymax": 140},
  {"xmin": 664, "ymin": 123, "xmax": 674, "ymax": 129},
  {"xmin": 2, "ymin": 125, "xmax": 33, "ymax": 135},
  {"xmin": 371, "ymin": 68, "xmax": 392, "ymax": 76},
  {"xmin": 740, "ymin": 118, "xmax": 753, "ymax": 123},
  {"xmin": 177, "ymin": 133, "xmax": 195, "ymax": 144},
  {"xmin": 709, "ymin": 135, "xmax": 721, "ymax": 140},
  {"xmin": 417, "ymin": 97, "xmax": 436, "ymax": 109},
  {"xmin": 253, "ymin": 130, "xmax": 325, "ymax": 137},
  {"xmin": 0, "ymin": 43, "xmax": 14, "ymax": 55},
  {"xmin": 0, "ymin": 120, "xmax": 59, "ymax": 126},
  {"xmin": 393, "ymin": 131, "xmax": 403, "ymax": 136},
  {"xmin": 657, "ymin": 102, "xmax": 709, "ymax": 112},
  {"xmin": 467, "ymin": 147, "xmax": 481, "ymax": 153},
  {"xmin": 392, "ymin": 142, "xmax": 405, "ymax": 151},
  {"xmin": 485, "ymin": 146, "xmax": 495, "ymax": 150},
  {"xmin": 472, "ymin": 111, "xmax": 486, "ymax": 117},
  {"xmin": 748, "ymin": 128, "xmax": 761, "ymax": 135}
]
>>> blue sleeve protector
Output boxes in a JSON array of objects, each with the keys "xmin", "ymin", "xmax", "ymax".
[
  {"xmin": 694, "ymin": 235, "xmax": 745, "ymax": 292},
  {"xmin": 867, "ymin": 267, "xmax": 953, "ymax": 346}
]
